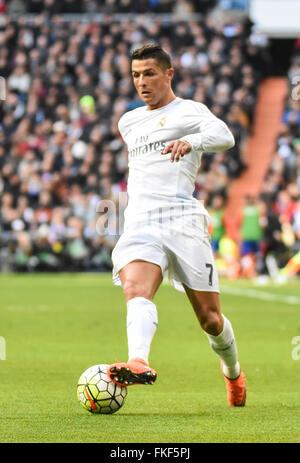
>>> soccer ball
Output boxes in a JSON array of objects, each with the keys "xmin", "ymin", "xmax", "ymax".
[{"xmin": 77, "ymin": 364, "xmax": 127, "ymax": 414}]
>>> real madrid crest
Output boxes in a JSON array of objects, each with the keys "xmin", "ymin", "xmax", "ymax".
[{"xmin": 158, "ymin": 116, "xmax": 166, "ymax": 128}]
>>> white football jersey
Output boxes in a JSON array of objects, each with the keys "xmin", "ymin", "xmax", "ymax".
[{"xmin": 118, "ymin": 97, "xmax": 234, "ymax": 231}]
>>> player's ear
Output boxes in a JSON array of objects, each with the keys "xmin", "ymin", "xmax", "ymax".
[{"xmin": 166, "ymin": 67, "xmax": 174, "ymax": 81}]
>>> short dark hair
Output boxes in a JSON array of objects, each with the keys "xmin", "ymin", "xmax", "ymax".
[{"xmin": 131, "ymin": 45, "xmax": 172, "ymax": 71}]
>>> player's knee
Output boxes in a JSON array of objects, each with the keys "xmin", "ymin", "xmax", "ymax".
[
  {"xmin": 198, "ymin": 306, "xmax": 223, "ymax": 335},
  {"xmin": 122, "ymin": 279, "xmax": 152, "ymax": 301}
]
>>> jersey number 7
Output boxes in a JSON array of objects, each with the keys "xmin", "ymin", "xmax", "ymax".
[{"xmin": 205, "ymin": 263, "xmax": 213, "ymax": 286}]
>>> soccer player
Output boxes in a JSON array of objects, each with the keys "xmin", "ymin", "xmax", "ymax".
[{"xmin": 107, "ymin": 45, "xmax": 246, "ymax": 407}]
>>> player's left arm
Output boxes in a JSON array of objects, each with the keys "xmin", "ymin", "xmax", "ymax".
[{"xmin": 161, "ymin": 103, "xmax": 235, "ymax": 162}]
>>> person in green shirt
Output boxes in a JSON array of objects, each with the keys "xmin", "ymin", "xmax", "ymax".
[
  {"xmin": 241, "ymin": 195, "xmax": 263, "ymax": 256},
  {"xmin": 209, "ymin": 194, "xmax": 226, "ymax": 253}
]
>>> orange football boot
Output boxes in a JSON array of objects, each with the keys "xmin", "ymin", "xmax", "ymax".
[
  {"xmin": 107, "ymin": 358, "xmax": 157, "ymax": 387},
  {"xmin": 221, "ymin": 363, "xmax": 247, "ymax": 407}
]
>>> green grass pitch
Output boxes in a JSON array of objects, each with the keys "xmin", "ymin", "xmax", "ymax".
[{"xmin": 0, "ymin": 273, "xmax": 299, "ymax": 443}]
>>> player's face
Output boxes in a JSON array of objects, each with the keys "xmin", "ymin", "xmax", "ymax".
[{"xmin": 131, "ymin": 58, "xmax": 174, "ymax": 110}]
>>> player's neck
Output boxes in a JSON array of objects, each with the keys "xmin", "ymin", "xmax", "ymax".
[{"xmin": 146, "ymin": 92, "xmax": 176, "ymax": 111}]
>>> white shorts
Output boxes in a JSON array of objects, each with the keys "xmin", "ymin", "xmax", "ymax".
[{"xmin": 112, "ymin": 216, "xmax": 219, "ymax": 293}]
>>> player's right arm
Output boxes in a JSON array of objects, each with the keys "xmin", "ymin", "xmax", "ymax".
[
  {"xmin": 162, "ymin": 101, "xmax": 235, "ymax": 162},
  {"xmin": 161, "ymin": 139, "xmax": 192, "ymax": 163}
]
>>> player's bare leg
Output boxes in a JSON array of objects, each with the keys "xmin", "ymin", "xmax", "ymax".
[
  {"xmin": 120, "ymin": 260, "xmax": 163, "ymax": 302},
  {"xmin": 183, "ymin": 284, "xmax": 247, "ymax": 406},
  {"xmin": 108, "ymin": 261, "xmax": 161, "ymax": 386},
  {"xmin": 183, "ymin": 285, "xmax": 223, "ymax": 335}
]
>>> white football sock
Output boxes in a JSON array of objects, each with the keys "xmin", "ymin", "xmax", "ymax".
[
  {"xmin": 126, "ymin": 297, "xmax": 158, "ymax": 364},
  {"xmin": 205, "ymin": 315, "xmax": 241, "ymax": 379}
]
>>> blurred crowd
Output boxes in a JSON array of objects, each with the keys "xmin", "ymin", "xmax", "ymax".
[
  {"xmin": 209, "ymin": 42, "xmax": 300, "ymax": 280},
  {"xmin": 0, "ymin": 0, "xmax": 218, "ymax": 16},
  {"xmin": 259, "ymin": 45, "xmax": 300, "ymax": 278},
  {"xmin": 0, "ymin": 8, "xmax": 269, "ymax": 272}
]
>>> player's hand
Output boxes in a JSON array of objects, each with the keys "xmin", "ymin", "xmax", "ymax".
[{"xmin": 161, "ymin": 140, "xmax": 192, "ymax": 163}]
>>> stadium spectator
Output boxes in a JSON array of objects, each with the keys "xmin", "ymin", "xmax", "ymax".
[
  {"xmin": 240, "ymin": 195, "xmax": 263, "ymax": 257},
  {"xmin": 208, "ymin": 193, "xmax": 226, "ymax": 253},
  {"xmin": 259, "ymin": 198, "xmax": 288, "ymax": 273},
  {"xmin": 0, "ymin": 0, "xmax": 6, "ymax": 13},
  {"xmin": 238, "ymin": 195, "xmax": 263, "ymax": 277}
]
